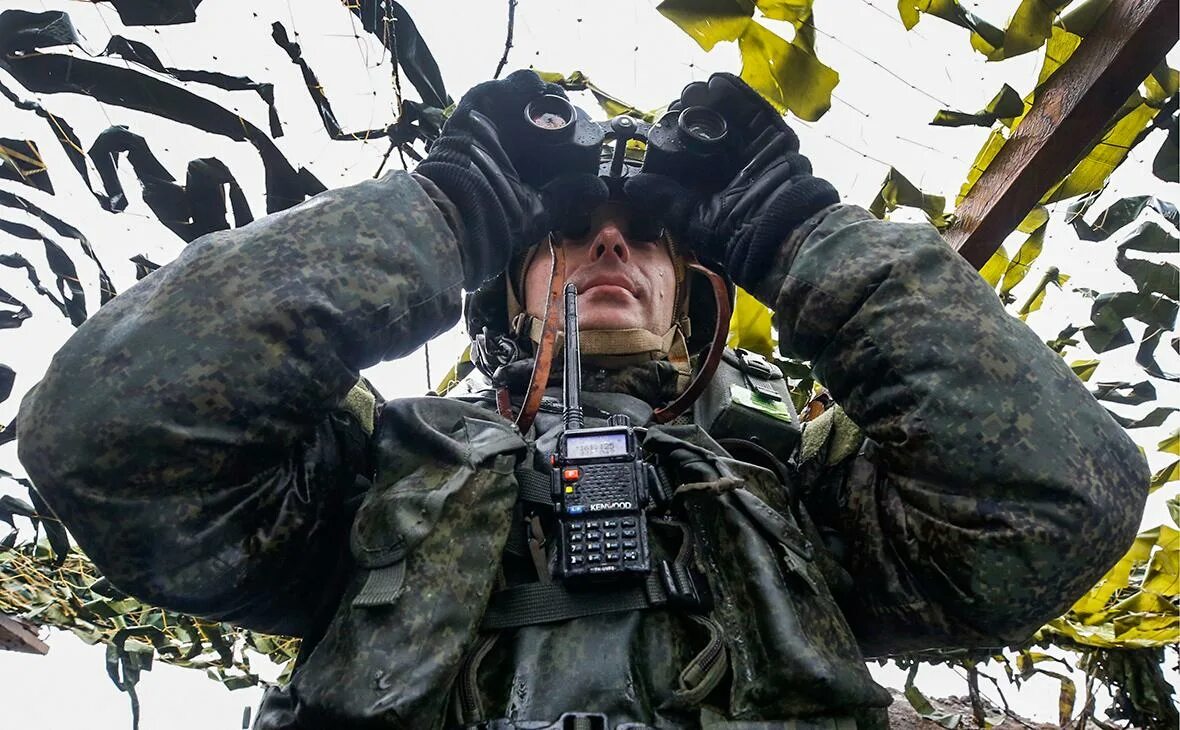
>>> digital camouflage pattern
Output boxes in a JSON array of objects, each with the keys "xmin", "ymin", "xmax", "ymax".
[
  {"xmin": 267, "ymin": 397, "xmax": 526, "ymax": 726},
  {"xmin": 754, "ymin": 204, "xmax": 1149, "ymax": 657},
  {"xmin": 16, "ymin": 173, "xmax": 1149, "ymax": 728},
  {"xmin": 18, "ymin": 171, "xmax": 465, "ymax": 635}
]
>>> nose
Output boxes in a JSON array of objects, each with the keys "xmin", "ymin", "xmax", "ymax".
[{"xmin": 588, "ymin": 221, "xmax": 631, "ymax": 263}]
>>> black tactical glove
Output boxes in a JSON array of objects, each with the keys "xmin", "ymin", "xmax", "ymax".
[
  {"xmin": 416, "ymin": 70, "xmax": 606, "ymax": 288},
  {"xmin": 624, "ymin": 73, "xmax": 839, "ymax": 292}
]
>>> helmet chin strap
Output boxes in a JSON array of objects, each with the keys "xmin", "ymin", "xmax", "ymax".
[
  {"xmin": 652, "ymin": 259, "xmax": 731, "ymax": 423},
  {"xmin": 515, "ymin": 316, "xmax": 694, "ymax": 391},
  {"xmin": 501, "ymin": 235, "xmax": 565, "ymax": 434}
]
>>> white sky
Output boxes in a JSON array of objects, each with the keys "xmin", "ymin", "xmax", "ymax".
[{"xmin": 0, "ymin": 0, "xmax": 1176, "ymax": 727}]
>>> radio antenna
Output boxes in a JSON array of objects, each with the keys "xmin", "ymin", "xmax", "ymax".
[{"xmin": 563, "ymin": 283, "xmax": 583, "ymax": 431}]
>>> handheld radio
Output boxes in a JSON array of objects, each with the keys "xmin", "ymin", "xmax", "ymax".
[{"xmin": 551, "ymin": 283, "xmax": 651, "ymax": 580}]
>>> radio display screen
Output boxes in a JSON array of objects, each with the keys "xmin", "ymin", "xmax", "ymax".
[{"xmin": 566, "ymin": 432, "xmax": 628, "ymax": 459}]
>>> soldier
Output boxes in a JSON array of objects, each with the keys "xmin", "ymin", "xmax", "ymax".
[{"xmin": 16, "ymin": 71, "xmax": 1148, "ymax": 729}]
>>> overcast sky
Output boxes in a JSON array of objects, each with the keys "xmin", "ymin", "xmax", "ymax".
[{"xmin": 1, "ymin": 1, "xmax": 1176, "ymax": 727}]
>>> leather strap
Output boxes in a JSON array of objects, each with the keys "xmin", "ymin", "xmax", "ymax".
[
  {"xmin": 653, "ymin": 260, "xmax": 731, "ymax": 423},
  {"xmin": 510, "ymin": 237, "xmax": 565, "ymax": 433},
  {"xmin": 495, "ymin": 386, "xmax": 514, "ymax": 420}
]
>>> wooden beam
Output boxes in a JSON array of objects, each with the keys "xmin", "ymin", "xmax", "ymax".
[
  {"xmin": 946, "ymin": 0, "xmax": 1179, "ymax": 269},
  {"xmin": 0, "ymin": 614, "xmax": 48, "ymax": 655}
]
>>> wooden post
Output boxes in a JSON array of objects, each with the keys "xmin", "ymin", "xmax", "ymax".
[
  {"xmin": 0, "ymin": 614, "xmax": 48, "ymax": 654},
  {"xmin": 946, "ymin": 0, "xmax": 1179, "ymax": 269}
]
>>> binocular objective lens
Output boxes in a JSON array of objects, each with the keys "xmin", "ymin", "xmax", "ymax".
[
  {"xmin": 677, "ymin": 106, "xmax": 727, "ymax": 145},
  {"xmin": 525, "ymin": 95, "xmax": 576, "ymax": 131}
]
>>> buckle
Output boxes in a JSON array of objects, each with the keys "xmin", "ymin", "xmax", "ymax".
[
  {"xmin": 646, "ymin": 464, "xmax": 673, "ymax": 505},
  {"xmin": 750, "ymin": 381, "xmax": 782, "ymax": 402},
  {"xmin": 557, "ymin": 713, "xmax": 609, "ymax": 730},
  {"xmin": 735, "ymin": 349, "xmax": 783, "ymax": 402},
  {"xmin": 658, "ymin": 560, "xmax": 706, "ymax": 609},
  {"xmin": 735, "ymin": 348, "xmax": 775, "ymax": 378}
]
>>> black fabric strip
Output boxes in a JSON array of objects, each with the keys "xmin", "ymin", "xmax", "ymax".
[
  {"xmin": 0, "ymin": 219, "xmax": 87, "ymax": 325},
  {"xmin": 102, "ymin": 35, "xmax": 283, "ymax": 138},
  {"xmin": 0, "ymin": 188, "xmax": 117, "ymax": 305},
  {"xmin": 96, "ymin": 0, "xmax": 205, "ymax": 27},
  {"xmin": 0, "ymin": 10, "xmax": 325, "ymax": 213},
  {"xmin": 481, "ymin": 575, "xmax": 666, "ymax": 630},
  {"xmin": 0, "ymin": 81, "xmax": 92, "ymax": 197},
  {"xmin": 343, "ymin": 1, "xmax": 451, "ymax": 110},
  {"xmin": 0, "ymin": 364, "xmax": 13, "ymax": 404},
  {"xmin": 0, "ymin": 286, "xmax": 31, "ymax": 329},
  {"xmin": 514, "ymin": 468, "xmax": 554, "ymax": 505},
  {"xmin": 0, "ymin": 138, "xmax": 52, "ymax": 193},
  {"xmin": 87, "ymin": 126, "xmax": 254, "ymax": 242},
  {"xmin": 0, "ymin": 252, "xmax": 67, "ymax": 320}
]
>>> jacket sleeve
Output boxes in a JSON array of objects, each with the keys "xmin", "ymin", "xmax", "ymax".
[
  {"xmin": 751, "ymin": 204, "xmax": 1150, "ymax": 657},
  {"xmin": 16, "ymin": 171, "xmax": 465, "ymax": 636}
]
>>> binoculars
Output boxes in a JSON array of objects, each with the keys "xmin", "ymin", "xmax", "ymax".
[{"xmin": 516, "ymin": 93, "xmax": 732, "ymax": 194}]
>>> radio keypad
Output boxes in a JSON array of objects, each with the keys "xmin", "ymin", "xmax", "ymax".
[{"xmin": 562, "ymin": 515, "xmax": 646, "ymax": 572}]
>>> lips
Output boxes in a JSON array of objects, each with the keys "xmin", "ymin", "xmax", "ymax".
[{"xmin": 574, "ymin": 271, "xmax": 640, "ymax": 298}]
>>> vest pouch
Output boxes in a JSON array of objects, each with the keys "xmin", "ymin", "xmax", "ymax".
[
  {"xmin": 694, "ymin": 348, "xmax": 801, "ymax": 457},
  {"xmin": 289, "ymin": 406, "xmax": 525, "ymax": 729},
  {"xmin": 646, "ymin": 426, "xmax": 891, "ymax": 721}
]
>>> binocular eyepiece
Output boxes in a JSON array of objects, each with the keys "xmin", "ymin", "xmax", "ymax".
[
  {"xmin": 676, "ymin": 106, "xmax": 729, "ymax": 146},
  {"xmin": 524, "ymin": 95, "xmax": 578, "ymax": 132},
  {"xmin": 517, "ymin": 95, "xmax": 732, "ymax": 193},
  {"xmin": 524, "ymin": 95, "xmax": 728, "ymax": 147}
]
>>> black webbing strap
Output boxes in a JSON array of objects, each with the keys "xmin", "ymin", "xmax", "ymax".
[
  {"xmin": 502, "ymin": 518, "xmax": 528, "ymax": 557},
  {"xmin": 515, "ymin": 467, "xmax": 553, "ymax": 506},
  {"xmin": 482, "ymin": 574, "xmax": 666, "ymax": 630},
  {"xmin": 481, "ymin": 558, "xmax": 707, "ymax": 630}
]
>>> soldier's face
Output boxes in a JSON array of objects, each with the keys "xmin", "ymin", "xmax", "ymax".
[{"xmin": 522, "ymin": 204, "xmax": 678, "ymax": 334}]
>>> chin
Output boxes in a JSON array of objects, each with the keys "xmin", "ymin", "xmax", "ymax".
[
  {"xmin": 575, "ymin": 291, "xmax": 647, "ymax": 331},
  {"xmin": 576, "ymin": 310, "xmax": 644, "ymax": 331}
]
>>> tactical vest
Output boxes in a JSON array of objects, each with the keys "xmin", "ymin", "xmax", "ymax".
[{"xmin": 254, "ymin": 349, "xmax": 892, "ymax": 730}]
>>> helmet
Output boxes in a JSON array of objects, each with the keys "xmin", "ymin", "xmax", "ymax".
[{"xmin": 463, "ymin": 100, "xmax": 736, "ymax": 380}]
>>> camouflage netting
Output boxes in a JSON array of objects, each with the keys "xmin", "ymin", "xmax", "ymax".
[
  {"xmin": 1, "ymin": 541, "xmax": 299, "ymax": 691},
  {"xmin": 0, "ymin": 0, "xmax": 1177, "ymax": 727}
]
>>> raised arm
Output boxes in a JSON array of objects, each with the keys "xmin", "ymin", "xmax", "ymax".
[
  {"xmin": 17, "ymin": 171, "xmax": 464, "ymax": 634},
  {"xmin": 16, "ymin": 69, "xmax": 580, "ymax": 634},
  {"xmin": 625, "ymin": 73, "xmax": 1148, "ymax": 656},
  {"xmin": 757, "ymin": 205, "xmax": 1149, "ymax": 655}
]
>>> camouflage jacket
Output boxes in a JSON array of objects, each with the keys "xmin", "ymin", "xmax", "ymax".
[{"xmin": 17, "ymin": 172, "xmax": 1148, "ymax": 729}]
